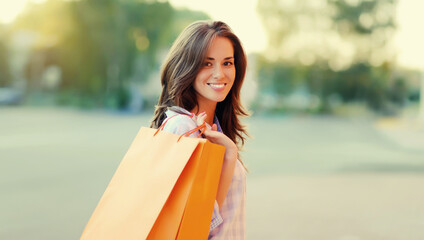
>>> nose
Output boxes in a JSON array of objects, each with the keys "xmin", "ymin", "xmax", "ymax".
[{"xmin": 212, "ymin": 65, "xmax": 224, "ymax": 79}]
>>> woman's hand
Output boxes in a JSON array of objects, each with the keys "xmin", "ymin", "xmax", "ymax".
[
  {"xmin": 193, "ymin": 112, "xmax": 238, "ymax": 161},
  {"xmin": 203, "ymin": 123, "xmax": 238, "ymax": 161}
]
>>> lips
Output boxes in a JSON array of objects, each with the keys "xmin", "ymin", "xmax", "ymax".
[{"xmin": 207, "ymin": 83, "xmax": 227, "ymax": 91}]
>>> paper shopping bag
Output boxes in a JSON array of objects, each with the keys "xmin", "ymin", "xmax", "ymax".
[
  {"xmin": 80, "ymin": 126, "xmax": 225, "ymax": 240},
  {"xmin": 147, "ymin": 137, "xmax": 224, "ymax": 240}
]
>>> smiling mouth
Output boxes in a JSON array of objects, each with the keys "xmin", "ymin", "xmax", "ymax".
[{"xmin": 207, "ymin": 83, "xmax": 227, "ymax": 90}]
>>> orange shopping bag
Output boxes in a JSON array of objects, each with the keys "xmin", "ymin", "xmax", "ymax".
[{"xmin": 80, "ymin": 123, "xmax": 225, "ymax": 240}]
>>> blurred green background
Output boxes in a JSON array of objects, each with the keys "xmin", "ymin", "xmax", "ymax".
[
  {"xmin": 0, "ymin": 0, "xmax": 421, "ymax": 113},
  {"xmin": 1, "ymin": 0, "xmax": 424, "ymax": 239}
]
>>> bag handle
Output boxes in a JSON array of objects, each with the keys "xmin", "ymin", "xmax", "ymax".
[
  {"xmin": 155, "ymin": 114, "xmax": 179, "ymax": 133},
  {"xmin": 154, "ymin": 114, "xmax": 207, "ymax": 142},
  {"xmin": 177, "ymin": 122, "xmax": 206, "ymax": 141}
]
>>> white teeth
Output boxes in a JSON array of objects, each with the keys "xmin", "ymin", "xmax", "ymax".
[{"xmin": 209, "ymin": 83, "xmax": 225, "ymax": 88}]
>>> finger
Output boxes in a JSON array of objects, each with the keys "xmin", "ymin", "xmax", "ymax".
[
  {"xmin": 202, "ymin": 128, "xmax": 218, "ymax": 138},
  {"xmin": 198, "ymin": 112, "xmax": 206, "ymax": 120},
  {"xmin": 212, "ymin": 123, "xmax": 217, "ymax": 131}
]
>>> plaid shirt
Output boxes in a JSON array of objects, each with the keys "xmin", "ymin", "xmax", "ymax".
[{"xmin": 163, "ymin": 107, "xmax": 246, "ymax": 240}]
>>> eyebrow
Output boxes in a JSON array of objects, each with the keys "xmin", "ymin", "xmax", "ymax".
[{"xmin": 206, "ymin": 57, "xmax": 234, "ymax": 60}]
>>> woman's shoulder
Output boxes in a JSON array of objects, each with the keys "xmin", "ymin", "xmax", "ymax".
[
  {"xmin": 165, "ymin": 114, "xmax": 197, "ymax": 129},
  {"xmin": 162, "ymin": 107, "xmax": 198, "ymax": 136}
]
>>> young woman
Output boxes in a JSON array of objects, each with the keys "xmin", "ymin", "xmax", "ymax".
[{"xmin": 151, "ymin": 20, "xmax": 249, "ymax": 239}]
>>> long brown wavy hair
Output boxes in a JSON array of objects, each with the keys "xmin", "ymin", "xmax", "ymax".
[{"xmin": 150, "ymin": 20, "xmax": 249, "ymax": 149}]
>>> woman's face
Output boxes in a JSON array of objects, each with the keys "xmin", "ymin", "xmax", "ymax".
[{"xmin": 193, "ymin": 37, "xmax": 236, "ymax": 107}]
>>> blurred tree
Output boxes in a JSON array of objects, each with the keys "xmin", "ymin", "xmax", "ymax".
[
  {"xmin": 256, "ymin": 0, "xmax": 399, "ymax": 113},
  {"xmin": 0, "ymin": 26, "xmax": 11, "ymax": 87},
  {"xmin": 11, "ymin": 0, "xmax": 209, "ymax": 109},
  {"xmin": 168, "ymin": 9, "xmax": 210, "ymax": 42},
  {"xmin": 329, "ymin": 0, "xmax": 396, "ymax": 65}
]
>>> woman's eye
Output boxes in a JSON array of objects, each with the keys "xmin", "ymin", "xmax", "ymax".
[
  {"xmin": 204, "ymin": 62, "xmax": 212, "ymax": 67},
  {"xmin": 224, "ymin": 61, "xmax": 234, "ymax": 66}
]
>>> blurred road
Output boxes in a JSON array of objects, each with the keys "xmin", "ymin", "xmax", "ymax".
[{"xmin": 1, "ymin": 107, "xmax": 423, "ymax": 240}]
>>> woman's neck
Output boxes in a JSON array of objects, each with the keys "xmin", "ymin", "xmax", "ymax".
[{"xmin": 191, "ymin": 102, "xmax": 216, "ymax": 126}]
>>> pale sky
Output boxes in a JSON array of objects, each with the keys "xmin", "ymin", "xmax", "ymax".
[
  {"xmin": 392, "ymin": 0, "xmax": 424, "ymax": 70},
  {"xmin": 0, "ymin": 0, "xmax": 423, "ymax": 70}
]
